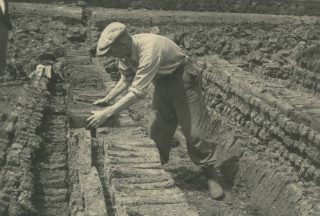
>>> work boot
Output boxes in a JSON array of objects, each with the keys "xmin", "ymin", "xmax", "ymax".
[{"xmin": 203, "ymin": 165, "xmax": 224, "ymax": 199}]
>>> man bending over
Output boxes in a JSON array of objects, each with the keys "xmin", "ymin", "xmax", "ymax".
[{"xmin": 86, "ymin": 22, "xmax": 224, "ymax": 199}]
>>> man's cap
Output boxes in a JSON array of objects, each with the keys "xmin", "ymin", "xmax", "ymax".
[{"xmin": 96, "ymin": 22, "xmax": 127, "ymax": 57}]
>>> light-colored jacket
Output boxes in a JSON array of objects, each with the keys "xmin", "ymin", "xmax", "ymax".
[{"xmin": 118, "ymin": 33, "xmax": 189, "ymax": 98}]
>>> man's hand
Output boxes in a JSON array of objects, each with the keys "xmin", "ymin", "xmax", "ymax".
[
  {"xmin": 93, "ymin": 97, "xmax": 111, "ymax": 106},
  {"xmin": 86, "ymin": 108, "xmax": 113, "ymax": 129},
  {"xmin": 0, "ymin": 0, "xmax": 6, "ymax": 14}
]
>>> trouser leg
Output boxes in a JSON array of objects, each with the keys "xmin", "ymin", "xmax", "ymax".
[
  {"xmin": 171, "ymin": 67, "xmax": 224, "ymax": 199},
  {"xmin": 148, "ymin": 79, "xmax": 178, "ymax": 165},
  {"xmin": 171, "ymin": 69, "xmax": 217, "ymax": 167},
  {"xmin": 0, "ymin": 20, "xmax": 8, "ymax": 77},
  {"xmin": 165, "ymin": 65, "xmax": 224, "ymax": 199}
]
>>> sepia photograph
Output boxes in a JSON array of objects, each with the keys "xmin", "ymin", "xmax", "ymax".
[{"xmin": 0, "ymin": 0, "xmax": 320, "ymax": 215}]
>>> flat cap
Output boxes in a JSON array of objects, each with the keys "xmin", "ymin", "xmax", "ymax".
[{"xmin": 96, "ymin": 22, "xmax": 127, "ymax": 56}]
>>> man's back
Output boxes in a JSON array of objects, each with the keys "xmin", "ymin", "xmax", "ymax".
[
  {"xmin": 130, "ymin": 33, "xmax": 186, "ymax": 75},
  {"xmin": 118, "ymin": 33, "xmax": 188, "ymax": 97}
]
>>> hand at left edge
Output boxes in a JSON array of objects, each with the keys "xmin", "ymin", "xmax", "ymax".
[
  {"xmin": 0, "ymin": 0, "xmax": 5, "ymax": 15},
  {"xmin": 86, "ymin": 108, "xmax": 113, "ymax": 129}
]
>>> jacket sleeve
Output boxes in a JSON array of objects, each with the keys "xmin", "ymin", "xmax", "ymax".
[{"xmin": 128, "ymin": 46, "xmax": 161, "ymax": 98}]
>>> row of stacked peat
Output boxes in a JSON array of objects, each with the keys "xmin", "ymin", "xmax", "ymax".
[{"xmin": 0, "ymin": 73, "xmax": 51, "ymax": 215}]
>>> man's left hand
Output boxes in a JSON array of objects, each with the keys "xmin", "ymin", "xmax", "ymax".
[{"xmin": 86, "ymin": 109, "xmax": 113, "ymax": 129}]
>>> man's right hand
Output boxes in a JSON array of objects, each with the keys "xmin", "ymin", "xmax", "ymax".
[{"xmin": 93, "ymin": 98, "xmax": 110, "ymax": 106}]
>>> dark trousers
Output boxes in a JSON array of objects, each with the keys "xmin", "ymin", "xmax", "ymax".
[
  {"xmin": 0, "ymin": 18, "xmax": 9, "ymax": 77},
  {"xmin": 148, "ymin": 61, "xmax": 216, "ymax": 167}
]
